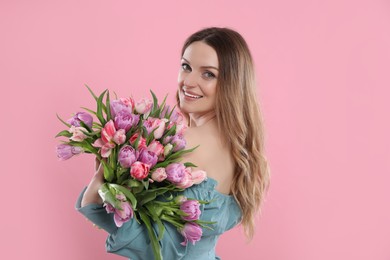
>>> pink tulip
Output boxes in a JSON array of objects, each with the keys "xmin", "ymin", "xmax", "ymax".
[
  {"xmin": 176, "ymin": 168, "xmax": 193, "ymax": 189},
  {"xmin": 69, "ymin": 126, "xmax": 88, "ymax": 142},
  {"xmin": 151, "ymin": 168, "xmax": 167, "ymax": 182},
  {"xmin": 175, "ymin": 122, "xmax": 188, "ymax": 135},
  {"xmin": 101, "ymin": 120, "xmax": 116, "ymax": 143},
  {"xmin": 92, "ymin": 120, "xmax": 123, "ymax": 158},
  {"xmin": 190, "ymin": 170, "xmax": 207, "ymax": 185},
  {"xmin": 143, "ymin": 117, "xmax": 166, "ymax": 139},
  {"xmin": 112, "ymin": 129, "xmax": 126, "ymax": 145},
  {"xmin": 120, "ymin": 97, "xmax": 135, "ymax": 110},
  {"xmin": 130, "ymin": 161, "xmax": 150, "ymax": 180},
  {"xmin": 147, "ymin": 140, "xmax": 164, "ymax": 157},
  {"xmin": 163, "ymin": 144, "xmax": 173, "ymax": 156},
  {"xmin": 129, "ymin": 133, "xmax": 147, "ymax": 150},
  {"xmin": 135, "ymin": 98, "xmax": 153, "ymax": 114}
]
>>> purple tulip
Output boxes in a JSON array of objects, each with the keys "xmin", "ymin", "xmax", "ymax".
[
  {"xmin": 143, "ymin": 117, "xmax": 166, "ymax": 139},
  {"xmin": 162, "ymin": 135, "xmax": 173, "ymax": 145},
  {"xmin": 113, "ymin": 201, "xmax": 134, "ymax": 227},
  {"xmin": 180, "ymin": 200, "xmax": 201, "ymax": 221},
  {"xmin": 165, "ymin": 163, "xmax": 186, "ymax": 184},
  {"xmin": 104, "ymin": 194, "xmax": 134, "ymax": 227},
  {"xmin": 180, "ymin": 222, "xmax": 203, "ymax": 246},
  {"xmin": 171, "ymin": 134, "xmax": 186, "ymax": 152},
  {"xmin": 114, "ymin": 110, "xmax": 139, "ymax": 132},
  {"xmin": 56, "ymin": 144, "xmax": 83, "ymax": 160},
  {"xmin": 118, "ymin": 145, "xmax": 139, "ymax": 168},
  {"xmin": 110, "ymin": 99, "xmax": 133, "ymax": 118},
  {"xmin": 170, "ymin": 109, "xmax": 185, "ymax": 124},
  {"xmin": 104, "ymin": 203, "xmax": 115, "ymax": 214},
  {"xmin": 67, "ymin": 112, "xmax": 93, "ymax": 129},
  {"xmin": 138, "ymin": 149, "xmax": 158, "ymax": 168}
]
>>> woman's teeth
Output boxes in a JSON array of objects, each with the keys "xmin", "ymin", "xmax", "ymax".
[{"xmin": 184, "ymin": 91, "xmax": 203, "ymax": 99}]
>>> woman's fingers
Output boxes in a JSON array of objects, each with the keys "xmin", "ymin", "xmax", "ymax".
[{"xmin": 94, "ymin": 157, "xmax": 106, "ymax": 181}]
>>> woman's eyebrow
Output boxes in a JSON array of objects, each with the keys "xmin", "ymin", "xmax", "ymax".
[{"xmin": 181, "ymin": 57, "xmax": 219, "ymax": 71}]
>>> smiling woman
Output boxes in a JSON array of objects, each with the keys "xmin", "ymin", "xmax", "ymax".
[
  {"xmin": 178, "ymin": 41, "xmax": 219, "ymax": 123},
  {"xmin": 76, "ymin": 27, "xmax": 270, "ymax": 260}
]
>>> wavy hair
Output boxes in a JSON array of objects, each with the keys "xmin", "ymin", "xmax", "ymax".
[{"xmin": 177, "ymin": 27, "xmax": 271, "ymax": 239}]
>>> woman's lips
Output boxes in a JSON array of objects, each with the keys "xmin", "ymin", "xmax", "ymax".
[{"xmin": 182, "ymin": 88, "xmax": 203, "ymax": 99}]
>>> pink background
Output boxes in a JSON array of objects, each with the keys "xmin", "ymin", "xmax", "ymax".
[{"xmin": 1, "ymin": 0, "xmax": 389, "ymax": 259}]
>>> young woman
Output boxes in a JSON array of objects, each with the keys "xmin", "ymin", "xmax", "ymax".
[{"xmin": 76, "ymin": 27, "xmax": 270, "ymax": 259}]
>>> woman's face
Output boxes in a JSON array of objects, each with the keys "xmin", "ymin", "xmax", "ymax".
[{"xmin": 177, "ymin": 41, "xmax": 219, "ymax": 116}]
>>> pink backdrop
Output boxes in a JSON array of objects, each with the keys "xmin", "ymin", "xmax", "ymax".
[{"xmin": 1, "ymin": 0, "xmax": 389, "ymax": 259}]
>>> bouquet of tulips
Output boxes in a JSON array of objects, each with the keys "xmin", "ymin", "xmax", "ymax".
[{"xmin": 56, "ymin": 85, "xmax": 212, "ymax": 260}]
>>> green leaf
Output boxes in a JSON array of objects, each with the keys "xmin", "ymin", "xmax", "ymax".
[
  {"xmin": 161, "ymin": 124, "xmax": 176, "ymax": 140},
  {"xmin": 142, "ymin": 180, "xmax": 149, "ymax": 190},
  {"xmin": 85, "ymin": 84, "xmax": 98, "ymax": 101},
  {"xmin": 153, "ymin": 94, "xmax": 168, "ymax": 118},
  {"xmin": 92, "ymin": 122, "xmax": 102, "ymax": 128},
  {"xmin": 79, "ymin": 120, "xmax": 92, "ymax": 132},
  {"xmin": 56, "ymin": 113, "xmax": 71, "ymax": 128},
  {"xmin": 153, "ymin": 161, "xmax": 172, "ymax": 169},
  {"xmin": 97, "ymin": 89, "xmax": 108, "ymax": 125},
  {"xmin": 144, "ymin": 203, "xmax": 165, "ymax": 241},
  {"xmin": 68, "ymin": 140, "xmax": 98, "ymax": 154},
  {"xmin": 98, "ymin": 183, "xmax": 119, "ymax": 208},
  {"xmin": 55, "ymin": 130, "xmax": 71, "ymax": 138},
  {"xmin": 133, "ymin": 131, "xmax": 142, "ymax": 149},
  {"xmin": 139, "ymin": 209, "xmax": 162, "ymax": 260},
  {"xmin": 167, "ymin": 105, "xmax": 177, "ymax": 119},
  {"xmin": 126, "ymin": 179, "xmax": 143, "ymax": 188},
  {"xmin": 138, "ymin": 191, "xmax": 157, "ymax": 206},
  {"xmin": 106, "ymin": 90, "xmax": 111, "ymax": 122},
  {"xmin": 160, "ymin": 214, "xmax": 184, "ymax": 228},
  {"xmin": 81, "ymin": 107, "xmax": 97, "ymax": 116},
  {"xmin": 167, "ymin": 145, "xmax": 199, "ymax": 161},
  {"xmin": 101, "ymin": 159, "xmax": 114, "ymax": 182},
  {"xmin": 184, "ymin": 162, "xmax": 197, "ymax": 168},
  {"xmin": 108, "ymin": 183, "xmax": 138, "ymax": 210},
  {"xmin": 150, "ymin": 90, "xmax": 159, "ymax": 115}
]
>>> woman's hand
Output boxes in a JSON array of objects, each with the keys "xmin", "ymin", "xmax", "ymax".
[
  {"xmin": 93, "ymin": 157, "xmax": 105, "ymax": 185},
  {"xmin": 80, "ymin": 157, "xmax": 106, "ymax": 207}
]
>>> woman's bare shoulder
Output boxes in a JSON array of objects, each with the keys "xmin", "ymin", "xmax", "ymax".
[{"xmin": 183, "ymin": 126, "xmax": 234, "ymax": 194}]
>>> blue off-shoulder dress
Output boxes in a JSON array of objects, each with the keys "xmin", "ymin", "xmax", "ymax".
[{"xmin": 75, "ymin": 178, "xmax": 242, "ymax": 260}]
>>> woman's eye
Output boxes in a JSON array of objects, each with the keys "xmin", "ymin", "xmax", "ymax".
[
  {"xmin": 181, "ymin": 63, "xmax": 191, "ymax": 71},
  {"xmin": 203, "ymin": 71, "xmax": 216, "ymax": 79}
]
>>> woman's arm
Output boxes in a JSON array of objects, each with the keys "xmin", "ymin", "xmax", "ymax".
[
  {"xmin": 76, "ymin": 158, "xmax": 117, "ymax": 234},
  {"xmin": 81, "ymin": 158, "xmax": 104, "ymax": 207}
]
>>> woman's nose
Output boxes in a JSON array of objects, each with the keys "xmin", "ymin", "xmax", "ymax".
[{"xmin": 183, "ymin": 72, "xmax": 198, "ymax": 87}]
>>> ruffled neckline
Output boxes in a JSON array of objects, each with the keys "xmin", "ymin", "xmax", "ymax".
[{"xmin": 200, "ymin": 177, "xmax": 234, "ymax": 199}]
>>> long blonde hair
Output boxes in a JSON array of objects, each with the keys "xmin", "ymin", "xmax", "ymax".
[{"xmin": 177, "ymin": 27, "xmax": 270, "ymax": 239}]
